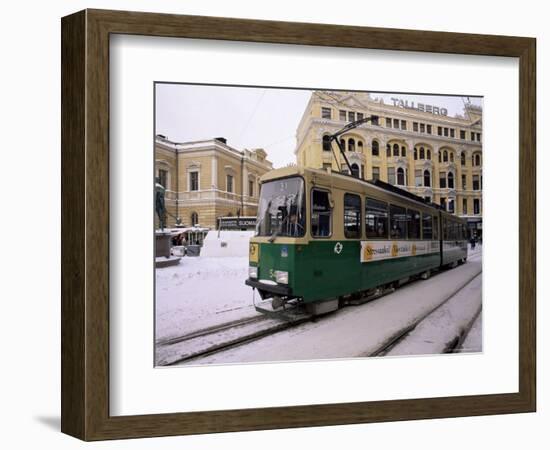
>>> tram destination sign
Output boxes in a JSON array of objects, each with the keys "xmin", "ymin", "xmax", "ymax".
[
  {"xmin": 218, "ymin": 216, "xmax": 257, "ymax": 230},
  {"xmin": 390, "ymin": 97, "xmax": 448, "ymax": 116}
]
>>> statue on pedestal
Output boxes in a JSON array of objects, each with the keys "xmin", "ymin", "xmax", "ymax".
[{"xmin": 155, "ymin": 177, "xmax": 166, "ymax": 230}]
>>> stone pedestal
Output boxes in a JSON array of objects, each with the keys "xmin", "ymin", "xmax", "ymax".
[{"xmin": 155, "ymin": 231, "xmax": 172, "ymax": 258}]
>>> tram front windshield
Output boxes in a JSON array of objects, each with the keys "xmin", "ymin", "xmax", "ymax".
[{"xmin": 255, "ymin": 177, "xmax": 305, "ymax": 237}]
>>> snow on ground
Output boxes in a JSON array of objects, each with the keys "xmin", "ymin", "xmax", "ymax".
[
  {"xmin": 386, "ymin": 273, "xmax": 482, "ymax": 356},
  {"xmin": 178, "ymin": 257, "xmax": 482, "ymax": 366},
  {"xmin": 458, "ymin": 311, "xmax": 482, "ymax": 353},
  {"xmin": 155, "ymin": 255, "xmax": 255, "ymax": 342}
]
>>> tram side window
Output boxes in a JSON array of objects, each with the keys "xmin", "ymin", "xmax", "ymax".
[
  {"xmin": 311, "ymin": 189, "xmax": 332, "ymax": 237},
  {"xmin": 422, "ymin": 213, "xmax": 433, "ymax": 239},
  {"xmin": 433, "ymin": 216, "xmax": 439, "ymax": 240},
  {"xmin": 389, "ymin": 204, "xmax": 407, "ymax": 239},
  {"xmin": 407, "ymin": 209, "xmax": 421, "ymax": 239},
  {"xmin": 344, "ymin": 193, "xmax": 362, "ymax": 239},
  {"xmin": 365, "ymin": 198, "xmax": 388, "ymax": 239}
]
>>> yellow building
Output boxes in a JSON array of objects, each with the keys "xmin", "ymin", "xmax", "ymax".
[
  {"xmin": 155, "ymin": 136, "xmax": 273, "ymax": 229},
  {"xmin": 295, "ymin": 91, "xmax": 483, "ymax": 237}
]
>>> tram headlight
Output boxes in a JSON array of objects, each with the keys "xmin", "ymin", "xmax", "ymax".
[
  {"xmin": 248, "ymin": 266, "xmax": 258, "ymax": 279},
  {"xmin": 275, "ymin": 270, "xmax": 289, "ymax": 285}
]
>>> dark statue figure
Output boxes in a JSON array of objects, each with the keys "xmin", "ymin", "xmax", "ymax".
[{"xmin": 155, "ymin": 177, "xmax": 166, "ymax": 230}]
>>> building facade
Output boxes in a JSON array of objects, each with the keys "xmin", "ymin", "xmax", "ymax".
[
  {"xmin": 155, "ymin": 136, "xmax": 273, "ymax": 229},
  {"xmin": 295, "ymin": 91, "xmax": 483, "ymax": 237}
]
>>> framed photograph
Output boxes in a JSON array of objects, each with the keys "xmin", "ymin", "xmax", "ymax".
[{"xmin": 61, "ymin": 9, "xmax": 536, "ymax": 440}]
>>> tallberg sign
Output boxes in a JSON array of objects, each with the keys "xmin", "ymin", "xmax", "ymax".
[{"xmin": 390, "ymin": 97, "xmax": 448, "ymax": 116}]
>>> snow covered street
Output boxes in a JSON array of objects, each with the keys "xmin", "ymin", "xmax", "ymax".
[{"xmin": 155, "ymin": 245, "xmax": 483, "ymax": 366}]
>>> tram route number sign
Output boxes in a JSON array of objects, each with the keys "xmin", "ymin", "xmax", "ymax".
[{"xmin": 361, "ymin": 240, "xmax": 439, "ymax": 262}]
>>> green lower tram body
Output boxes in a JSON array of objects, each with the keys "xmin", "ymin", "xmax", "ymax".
[{"xmin": 246, "ymin": 240, "xmax": 468, "ymax": 310}]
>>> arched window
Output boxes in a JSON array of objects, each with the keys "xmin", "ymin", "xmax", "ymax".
[
  {"xmin": 414, "ymin": 148, "xmax": 418, "ymax": 160},
  {"xmin": 475, "ymin": 154, "xmax": 481, "ymax": 166},
  {"xmin": 401, "ymin": 146, "xmax": 406, "ymax": 157},
  {"xmin": 438, "ymin": 151, "xmax": 442, "ymax": 163},
  {"xmin": 358, "ymin": 141, "xmax": 363, "ymax": 152},
  {"xmin": 351, "ymin": 163, "xmax": 360, "ymax": 178},
  {"xmin": 372, "ymin": 140, "xmax": 379, "ymax": 156},
  {"xmin": 191, "ymin": 212, "xmax": 199, "ymax": 226},
  {"xmin": 386, "ymin": 143, "xmax": 391, "ymax": 157},
  {"xmin": 340, "ymin": 139, "xmax": 346, "ymax": 150},
  {"xmin": 420, "ymin": 147, "xmax": 425, "ymax": 159},
  {"xmin": 348, "ymin": 138, "xmax": 355, "ymax": 152},
  {"xmin": 443, "ymin": 150, "xmax": 448, "ymax": 162},
  {"xmin": 427, "ymin": 149, "xmax": 431, "ymax": 160},
  {"xmin": 393, "ymin": 143, "xmax": 399, "ymax": 157},
  {"xmin": 397, "ymin": 167, "xmax": 405, "ymax": 185},
  {"xmin": 450, "ymin": 152, "xmax": 454, "ymax": 162},
  {"xmin": 424, "ymin": 170, "xmax": 431, "ymax": 187},
  {"xmin": 461, "ymin": 152, "xmax": 466, "ymax": 166},
  {"xmin": 448, "ymin": 172, "xmax": 454, "ymax": 189},
  {"xmin": 322, "ymin": 135, "xmax": 331, "ymax": 151}
]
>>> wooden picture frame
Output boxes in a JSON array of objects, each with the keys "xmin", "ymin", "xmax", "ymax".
[{"xmin": 61, "ymin": 9, "xmax": 536, "ymax": 441}]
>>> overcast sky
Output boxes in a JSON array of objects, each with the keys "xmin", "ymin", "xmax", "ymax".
[{"xmin": 155, "ymin": 83, "xmax": 482, "ymax": 168}]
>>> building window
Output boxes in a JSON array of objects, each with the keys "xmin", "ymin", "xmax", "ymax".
[
  {"xmin": 389, "ymin": 204, "xmax": 407, "ymax": 239},
  {"xmin": 372, "ymin": 166, "xmax": 380, "ymax": 181},
  {"xmin": 427, "ymin": 149, "xmax": 431, "ymax": 160},
  {"xmin": 420, "ymin": 123, "xmax": 425, "ymax": 133},
  {"xmin": 438, "ymin": 126, "xmax": 443, "ymax": 136},
  {"xmin": 440, "ymin": 197, "xmax": 446, "ymax": 209},
  {"xmin": 372, "ymin": 116, "xmax": 379, "ymax": 125},
  {"xmin": 158, "ymin": 169, "xmax": 168, "ymax": 189},
  {"xmin": 450, "ymin": 152, "xmax": 454, "ymax": 162},
  {"xmin": 387, "ymin": 167, "xmax": 396, "ymax": 185},
  {"xmin": 414, "ymin": 148, "xmax": 418, "ymax": 160},
  {"xmin": 348, "ymin": 111, "xmax": 355, "ymax": 122},
  {"xmin": 448, "ymin": 199, "xmax": 455, "ymax": 213},
  {"xmin": 415, "ymin": 169, "xmax": 422, "ymax": 187},
  {"xmin": 443, "ymin": 150, "xmax": 448, "ymax": 162},
  {"xmin": 357, "ymin": 112, "xmax": 364, "ymax": 121},
  {"xmin": 448, "ymin": 172, "xmax": 454, "ymax": 189},
  {"xmin": 393, "ymin": 118, "xmax": 399, "ymax": 128},
  {"xmin": 444, "ymin": 127, "xmax": 449, "ymax": 137},
  {"xmin": 439, "ymin": 172, "xmax": 447, "ymax": 188},
  {"xmin": 450, "ymin": 128, "xmax": 455, "ymax": 138},
  {"xmin": 413, "ymin": 122, "xmax": 419, "ymax": 132},
  {"xmin": 344, "ymin": 193, "xmax": 362, "ymax": 238},
  {"xmin": 473, "ymin": 175, "xmax": 480, "ymax": 190},
  {"xmin": 189, "ymin": 171, "xmax": 199, "ymax": 191},
  {"xmin": 365, "ymin": 198, "xmax": 388, "ymax": 239},
  {"xmin": 323, "ymin": 163, "xmax": 332, "ymax": 171},
  {"xmin": 226, "ymin": 174, "xmax": 233, "ymax": 193},
  {"xmin": 372, "ymin": 140, "xmax": 379, "ymax": 156},
  {"xmin": 427, "ymin": 124, "xmax": 432, "ymax": 134},
  {"xmin": 311, "ymin": 189, "xmax": 332, "ymax": 237},
  {"xmin": 474, "ymin": 198, "xmax": 480, "ymax": 214},
  {"xmin": 339, "ymin": 110, "xmax": 346, "ymax": 121},
  {"xmin": 461, "ymin": 152, "xmax": 466, "ymax": 166},
  {"xmin": 392, "ymin": 143, "xmax": 399, "ymax": 157},
  {"xmin": 471, "ymin": 131, "xmax": 475, "ymax": 141},
  {"xmin": 460, "ymin": 130, "xmax": 466, "ymax": 140},
  {"xmin": 386, "ymin": 143, "xmax": 391, "ymax": 157},
  {"xmin": 321, "ymin": 107, "xmax": 332, "ymax": 119},
  {"xmin": 438, "ymin": 151, "xmax": 442, "ymax": 163},
  {"xmin": 358, "ymin": 141, "xmax": 363, "ymax": 152},
  {"xmin": 322, "ymin": 135, "xmax": 331, "ymax": 151},
  {"xmin": 474, "ymin": 153, "xmax": 481, "ymax": 166},
  {"xmin": 401, "ymin": 120, "xmax": 407, "ymax": 130},
  {"xmin": 463, "ymin": 198, "xmax": 468, "ymax": 214},
  {"xmin": 249, "ymin": 180, "xmax": 254, "ymax": 197},
  {"xmin": 351, "ymin": 163, "xmax": 360, "ymax": 178},
  {"xmin": 386, "ymin": 117, "xmax": 392, "ymax": 127},
  {"xmin": 462, "ymin": 174, "xmax": 467, "ymax": 190},
  {"xmin": 424, "ymin": 170, "xmax": 431, "ymax": 187},
  {"xmin": 191, "ymin": 212, "xmax": 199, "ymax": 226},
  {"xmin": 419, "ymin": 147, "xmax": 425, "ymax": 159},
  {"xmin": 477, "ymin": 132, "xmax": 481, "ymax": 141},
  {"xmin": 401, "ymin": 146, "xmax": 406, "ymax": 157},
  {"xmin": 397, "ymin": 167, "xmax": 405, "ymax": 185},
  {"xmin": 348, "ymin": 138, "xmax": 355, "ymax": 152}
]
